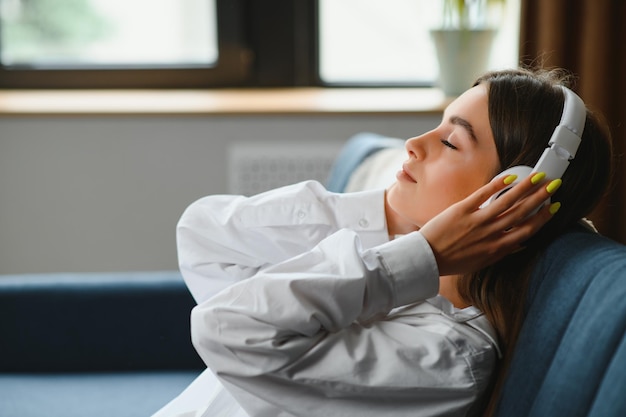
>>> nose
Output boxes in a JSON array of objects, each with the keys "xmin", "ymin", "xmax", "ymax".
[{"xmin": 405, "ymin": 134, "xmax": 429, "ymax": 160}]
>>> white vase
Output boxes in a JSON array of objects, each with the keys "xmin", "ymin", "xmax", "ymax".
[{"xmin": 430, "ymin": 29, "xmax": 497, "ymax": 96}]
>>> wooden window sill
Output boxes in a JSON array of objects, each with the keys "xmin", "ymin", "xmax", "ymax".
[{"xmin": 0, "ymin": 88, "xmax": 451, "ymax": 117}]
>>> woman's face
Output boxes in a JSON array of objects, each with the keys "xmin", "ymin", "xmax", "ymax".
[{"xmin": 386, "ymin": 84, "xmax": 500, "ymax": 229}]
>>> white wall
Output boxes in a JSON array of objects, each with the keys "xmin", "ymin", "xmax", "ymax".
[{"xmin": 0, "ymin": 114, "xmax": 439, "ymax": 274}]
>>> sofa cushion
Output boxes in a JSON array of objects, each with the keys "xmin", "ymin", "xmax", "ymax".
[
  {"xmin": 0, "ymin": 370, "xmax": 200, "ymax": 417},
  {"xmin": 0, "ymin": 271, "xmax": 204, "ymax": 372},
  {"xmin": 495, "ymin": 227, "xmax": 626, "ymax": 416}
]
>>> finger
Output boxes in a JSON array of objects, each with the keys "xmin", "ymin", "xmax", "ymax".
[
  {"xmin": 476, "ymin": 172, "xmax": 560, "ymax": 238},
  {"xmin": 487, "ymin": 172, "xmax": 546, "ymax": 212},
  {"xmin": 486, "ymin": 172, "xmax": 560, "ymax": 222},
  {"xmin": 458, "ymin": 173, "xmax": 521, "ymax": 212},
  {"xmin": 497, "ymin": 200, "xmax": 560, "ymax": 249},
  {"xmin": 498, "ymin": 176, "xmax": 563, "ymax": 225}
]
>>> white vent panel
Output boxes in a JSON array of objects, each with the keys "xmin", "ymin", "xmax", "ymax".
[{"xmin": 228, "ymin": 142, "xmax": 342, "ymax": 195}]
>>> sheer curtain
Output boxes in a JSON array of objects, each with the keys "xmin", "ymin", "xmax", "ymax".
[{"xmin": 519, "ymin": 0, "xmax": 626, "ymax": 244}]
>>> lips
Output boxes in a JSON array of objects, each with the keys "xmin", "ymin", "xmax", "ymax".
[{"xmin": 399, "ymin": 162, "xmax": 417, "ymax": 183}]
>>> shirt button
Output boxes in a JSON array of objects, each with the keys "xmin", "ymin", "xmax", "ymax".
[
  {"xmin": 297, "ymin": 209, "xmax": 307, "ymax": 219},
  {"xmin": 358, "ymin": 218, "xmax": 369, "ymax": 228}
]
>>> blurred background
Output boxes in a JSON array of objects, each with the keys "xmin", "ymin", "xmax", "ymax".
[{"xmin": 0, "ymin": 0, "xmax": 623, "ymax": 274}]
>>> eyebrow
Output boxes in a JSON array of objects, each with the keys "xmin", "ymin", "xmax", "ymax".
[{"xmin": 449, "ymin": 116, "xmax": 478, "ymax": 143}]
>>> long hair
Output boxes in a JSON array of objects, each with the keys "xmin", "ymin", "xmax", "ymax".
[{"xmin": 458, "ymin": 68, "xmax": 614, "ymax": 416}]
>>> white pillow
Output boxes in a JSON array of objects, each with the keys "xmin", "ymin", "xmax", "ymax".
[{"xmin": 344, "ymin": 147, "xmax": 406, "ymax": 192}]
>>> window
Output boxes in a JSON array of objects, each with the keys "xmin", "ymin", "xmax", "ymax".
[
  {"xmin": 0, "ymin": 0, "xmax": 520, "ymax": 89},
  {"xmin": 317, "ymin": 0, "xmax": 520, "ymax": 86},
  {"xmin": 0, "ymin": 0, "xmax": 250, "ymax": 88},
  {"xmin": 2, "ymin": 0, "xmax": 219, "ymax": 67}
]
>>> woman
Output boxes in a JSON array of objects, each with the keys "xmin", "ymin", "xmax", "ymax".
[{"xmin": 171, "ymin": 68, "xmax": 612, "ymax": 417}]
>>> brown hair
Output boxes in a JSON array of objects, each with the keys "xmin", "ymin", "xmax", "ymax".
[{"xmin": 459, "ymin": 68, "xmax": 614, "ymax": 415}]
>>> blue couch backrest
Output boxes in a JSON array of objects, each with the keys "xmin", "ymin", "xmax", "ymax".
[{"xmin": 495, "ymin": 226, "xmax": 626, "ymax": 417}]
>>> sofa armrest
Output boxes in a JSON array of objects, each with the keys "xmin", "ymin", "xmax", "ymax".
[{"xmin": 0, "ymin": 271, "xmax": 204, "ymax": 372}]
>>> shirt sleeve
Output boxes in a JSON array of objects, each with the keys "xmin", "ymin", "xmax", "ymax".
[
  {"xmin": 176, "ymin": 180, "xmax": 390, "ymax": 303},
  {"xmin": 190, "ymin": 229, "xmax": 450, "ymax": 416}
]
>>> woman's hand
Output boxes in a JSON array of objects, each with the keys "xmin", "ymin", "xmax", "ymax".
[{"xmin": 419, "ymin": 172, "xmax": 561, "ymax": 276}]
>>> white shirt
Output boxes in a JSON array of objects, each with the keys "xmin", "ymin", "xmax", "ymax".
[{"xmin": 166, "ymin": 181, "xmax": 499, "ymax": 417}]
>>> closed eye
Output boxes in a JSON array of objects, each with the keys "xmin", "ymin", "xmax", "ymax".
[{"xmin": 440, "ymin": 139, "xmax": 458, "ymax": 150}]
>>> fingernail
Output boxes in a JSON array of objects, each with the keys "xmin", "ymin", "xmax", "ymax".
[
  {"xmin": 531, "ymin": 172, "xmax": 546, "ymax": 185},
  {"xmin": 549, "ymin": 202, "xmax": 561, "ymax": 215},
  {"xmin": 546, "ymin": 179, "xmax": 562, "ymax": 194},
  {"xmin": 503, "ymin": 174, "xmax": 518, "ymax": 185}
]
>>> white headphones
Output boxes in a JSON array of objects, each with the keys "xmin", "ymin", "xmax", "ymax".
[{"xmin": 481, "ymin": 85, "xmax": 586, "ymax": 208}]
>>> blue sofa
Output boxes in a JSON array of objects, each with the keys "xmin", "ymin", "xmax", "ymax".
[
  {"xmin": 0, "ymin": 271, "xmax": 204, "ymax": 417},
  {"xmin": 2, "ymin": 132, "xmax": 625, "ymax": 417}
]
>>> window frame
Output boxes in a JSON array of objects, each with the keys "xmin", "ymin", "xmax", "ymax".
[
  {"xmin": 242, "ymin": 0, "xmax": 419, "ymax": 89},
  {"xmin": 241, "ymin": 0, "xmax": 319, "ymax": 88},
  {"xmin": 0, "ymin": 0, "xmax": 514, "ymax": 90},
  {"xmin": 0, "ymin": 0, "xmax": 253, "ymax": 89}
]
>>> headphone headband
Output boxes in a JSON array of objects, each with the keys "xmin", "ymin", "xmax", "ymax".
[
  {"xmin": 532, "ymin": 86, "xmax": 586, "ymax": 180},
  {"xmin": 558, "ymin": 86, "xmax": 586, "ymax": 137}
]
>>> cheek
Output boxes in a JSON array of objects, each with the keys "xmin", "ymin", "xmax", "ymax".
[
  {"xmin": 387, "ymin": 153, "xmax": 498, "ymax": 227},
  {"xmin": 388, "ymin": 171, "xmax": 489, "ymax": 227},
  {"xmin": 438, "ymin": 155, "xmax": 497, "ymax": 201},
  {"xmin": 422, "ymin": 162, "xmax": 478, "ymax": 201}
]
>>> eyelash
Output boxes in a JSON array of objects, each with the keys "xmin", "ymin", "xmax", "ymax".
[{"xmin": 440, "ymin": 139, "xmax": 458, "ymax": 150}]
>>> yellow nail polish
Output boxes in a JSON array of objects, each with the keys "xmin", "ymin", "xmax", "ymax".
[
  {"xmin": 503, "ymin": 174, "xmax": 518, "ymax": 185},
  {"xmin": 546, "ymin": 179, "xmax": 562, "ymax": 194},
  {"xmin": 531, "ymin": 172, "xmax": 546, "ymax": 185},
  {"xmin": 549, "ymin": 202, "xmax": 561, "ymax": 215}
]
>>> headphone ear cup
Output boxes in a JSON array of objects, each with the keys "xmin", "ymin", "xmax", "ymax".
[{"xmin": 480, "ymin": 166, "xmax": 533, "ymax": 208}]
